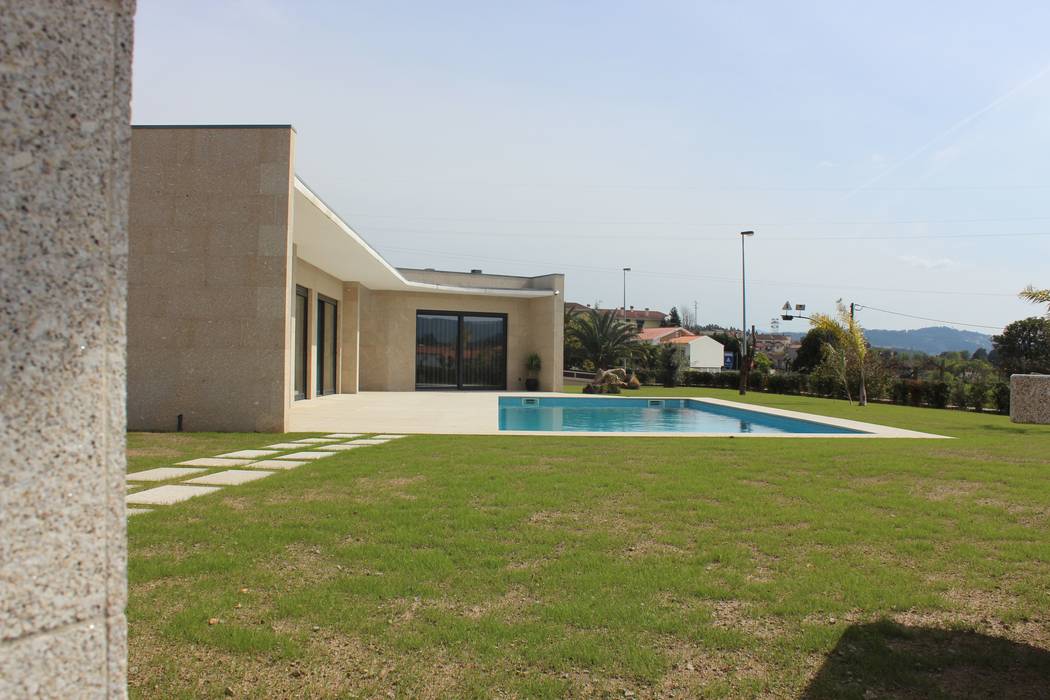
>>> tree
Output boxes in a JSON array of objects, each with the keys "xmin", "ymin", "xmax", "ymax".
[
  {"xmin": 792, "ymin": 327, "xmax": 839, "ymax": 373},
  {"xmin": 992, "ymin": 317, "xmax": 1050, "ymax": 375},
  {"xmin": 563, "ymin": 305, "xmax": 584, "ymax": 369},
  {"xmin": 664, "ymin": 306, "xmax": 682, "ymax": 327},
  {"xmin": 1020, "ymin": 286, "xmax": 1050, "ymax": 317},
  {"xmin": 754, "ymin": 352, "xmax": 773, "ymax": 374},
  {"xmin": 972, "ymin": 347, "xmax": 989, "ymax": 362},
  {"xmin": 566, "ymin": 308, "xmax": 639, "ymax": 371},
  {"xmin": 810, "ymin": 301, "xmax": 871, "ymax": 405}
]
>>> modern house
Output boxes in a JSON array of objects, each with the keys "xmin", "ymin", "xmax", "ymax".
[{"xmin": 127, "ymin": 126, "xmax": 564, "ymax": 432}]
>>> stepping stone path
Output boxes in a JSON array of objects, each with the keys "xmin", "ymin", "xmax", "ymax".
[
  {"xmin": 216, "ymin": 449, "xmax": 280, "ymax": 459},
  {"xmin": 275, "ymin": 451, "xmax": 334, "ymax": 460},
  {"xmin": 127, "ymin": 467, "xmax": 206, "ymax": 482},
  {"xmin": 127, "ymin": 484, "xmax": 221, "ymax": 505},
  {"xmin": 125, "ymin": 433, "xmax": 409, "ymax": 511},
  {"xmin": 185, "ymin": 469, "xmax": 275, "ymax": 486},
  {"xmin": 246, "ymin": 459, "xmax": 308, "ymax": 470},
  {"xmin": 178, "ymin": 457, "xmax": 254, "ymax": 467}
]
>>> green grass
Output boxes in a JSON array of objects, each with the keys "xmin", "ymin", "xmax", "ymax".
[{"xmin": 127, "ymin": 390, "xmax": 1050, "ymax": 698}]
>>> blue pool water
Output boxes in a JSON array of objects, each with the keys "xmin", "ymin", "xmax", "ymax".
[{"xmin": 498, "ymin": 397, "xmax": 865, "ymax": 435}]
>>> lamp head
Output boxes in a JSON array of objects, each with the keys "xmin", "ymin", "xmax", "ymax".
[{"xmin": 740, "ymin": 230, "xmax": 755, "ymax": 237}]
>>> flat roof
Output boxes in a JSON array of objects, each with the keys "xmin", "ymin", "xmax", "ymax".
[{"xmin": 293, "ymin": 178, "xmax": 556, "ymax": 299}]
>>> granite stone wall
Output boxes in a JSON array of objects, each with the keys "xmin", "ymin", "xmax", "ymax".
[
  {"xmin": 1, "ymin": 2, "xmax": 135, "ymax": 697},
  {"xmin": 1010, "ymin": 374, "xmax": 1050, "ymax": 424}
]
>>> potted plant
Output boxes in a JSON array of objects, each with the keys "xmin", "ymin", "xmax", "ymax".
[{"xmin": 525, "ymin": 353, "xmax": 542, "ymax": 391}]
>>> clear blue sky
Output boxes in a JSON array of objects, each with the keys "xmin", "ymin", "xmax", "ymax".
[{"xmin": 131, "ymin": 1, "xmax": 1050, "ymax": 332}]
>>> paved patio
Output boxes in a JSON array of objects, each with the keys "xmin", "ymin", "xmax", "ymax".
[
  {"xmin": 286, "ymin": 392, "xmax": 947, "ymax": 438},
  {"xmin": 287, "ymin": 392, "xmax": 501, "ymax": 434}
]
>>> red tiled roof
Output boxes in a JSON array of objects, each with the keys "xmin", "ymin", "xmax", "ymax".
[
  {"xmin": 566, "ymin": 302, "xmax": 666, "ymax": 321},
  {"xmin": 637, "ymin": 327, "xmax": 696, "ymax": 342}
]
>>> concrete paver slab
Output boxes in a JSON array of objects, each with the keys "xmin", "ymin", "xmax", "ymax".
[
  {"xmin": 126, "ymin": 485, "xmax": 221, "ymax": 505},
  {"xmin": 247, "ymin": 459, "xmax": 308, "ymax": 470},
  {"xmin": 294, "ymin": 438, "xmax": 342, "ymax": 443},
  {"xmin": 347, "ymin": 439, "xmax": 389, "ymax": 445},
  {"xmin": 265, "ymin": 443, "xmax": 303, "ymax": 449},
  {"xmin": 185, "ymin": 470, "xmax": 275, "ymax": 486},
  {"xmin": 321, "ymin": 444, "xmax": 367, "ymax": 451},
  {"xmin": 371, "ymin": 435, "xmax": 407, "ymax": 439},
  {"xmin": 177, "ymin": 458, "xmax": 254, "ymax": 467},
  {"xmin": 274, "ymin": 451, "xmax": 334, "ymax": 460},
  {"xmin": 216, "ymin": 449, "xmax": 280, "ymax": 459},
  {"xmin": 128, "ymin": 508, "xmax": 152, "ymax": 516},
  {"xmin": 126, "ymin": 467, "xmax": 207, "ymax": 482},
  {"xmin": 325, "ymin": 433, "xmax": 363, "ymax": 438}
]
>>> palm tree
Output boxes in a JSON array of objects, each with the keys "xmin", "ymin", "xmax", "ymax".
[
  {"xmin": 566, "ymin": 308, "xmax": 638, "ymax": 371},
  {"xmin": 810, "ymin": 301, "xmax": 869, "ymax": 406},
  {"xmin": 1021, "ymin": 285, "xmax": 1050, "ymax": 316}
]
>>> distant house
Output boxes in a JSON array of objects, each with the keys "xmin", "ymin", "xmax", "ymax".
[
  {"xmin": 566, "ymin": 302, "xmax": 666, "ymax": 330},
  {"xmin": 669, "ymin": 335, "xmax": 725, "ymax": 372},
  {"xmin": 635, "ymin": 326, "xmax": 725, "ymax": 373},
  {"xmin": 637, "ymin": 327, "xmax": 694, "ymax": 344}
]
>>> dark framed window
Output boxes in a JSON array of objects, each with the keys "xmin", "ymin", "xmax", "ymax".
[
  {"xmin": 416, "ymin": 311, "xmax": 507, "ymax": 390},
  {"xmin": 294, "ymin": 286, "xmax": 309, "ymax": 400},
  {"xmin": 317, "ymin": 294, "xmax": 338, "ymax": 396}
]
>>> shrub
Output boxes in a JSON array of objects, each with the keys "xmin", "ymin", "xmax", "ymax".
[
  {"xmin": 581, "ymin": 384, "xmax": 596, "ymax": 394},
  {"xmin": 606, "ymin": 384, "xmax": 622, "ymax": 394},
  {"xmin": 626, "ymin": 374, "xmax": 641, "ymax": 390},
  {"xmin": 993, "ymin": 381, "xmax": 1011, "ymax": 414},
  {"xmin": 924, "ymin": 381, "xmax": 950, "ymax": 409},
  {"xmin": 968, "ymin": 383, "xmax": 988, "ymax": 412}
]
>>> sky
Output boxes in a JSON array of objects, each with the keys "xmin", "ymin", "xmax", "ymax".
[{"xmin": 131, "ymin": 1, "xmax": 1050, "ymax": 332}]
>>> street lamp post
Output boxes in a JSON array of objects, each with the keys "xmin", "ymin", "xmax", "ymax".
[
  {"xmin": 739, "ymin": 231, "xmax": 754, "ymax": 395},
  {"xmin": 622, "ymin": 267, "xmax": 631, "ymax": 371}
]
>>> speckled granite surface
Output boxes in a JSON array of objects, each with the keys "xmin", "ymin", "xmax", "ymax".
[
  {"xmin": 0, "ymin": 2, "xmax": 134, "ymax": 697},
  {"xmin": 1011, "ymin": 374, "xmax": 1050, "ymax": 424}
]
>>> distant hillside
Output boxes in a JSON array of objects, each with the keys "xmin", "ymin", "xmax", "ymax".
[
  {"xmin": 864, "ymin": 327, "xmax": 993, "ymax": 354},
  {"xmin": 774, "ymin": 326, "xmax": 994, "ymax": 354}
]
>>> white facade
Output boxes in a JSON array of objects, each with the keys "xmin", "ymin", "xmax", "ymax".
[{"xmin": 679, "ymin": 335, "xmax": 725, "ymax": 372}]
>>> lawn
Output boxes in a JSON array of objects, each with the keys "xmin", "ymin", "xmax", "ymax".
[{"xmin": 126, "ymin": 389, "xmax": 1050, "ymax": 698}]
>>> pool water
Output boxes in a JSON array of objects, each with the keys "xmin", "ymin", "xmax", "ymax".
[{"xmin": 498, "ymin": 397, "xmax": 864, "ymax": 435}]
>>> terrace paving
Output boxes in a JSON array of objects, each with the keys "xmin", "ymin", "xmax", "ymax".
[{"xmin": 126, "ymin": 484, "xmax": 221, "ymax": 506}]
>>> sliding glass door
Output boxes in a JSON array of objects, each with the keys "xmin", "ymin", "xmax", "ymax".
[
  {"xmin": 416, "ymin": 311, "xmax": 506, "ymax": 390},
  {"xmin": 316, "ymin": 295, "xmax": 338, "ymax": 396},
  {"xmin": 293, "ymin": 286, "xmax": 308, "ymax": 400}
]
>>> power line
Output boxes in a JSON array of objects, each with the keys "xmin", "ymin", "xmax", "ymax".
[{"xmin": 853, "ymin": 304, "xmax": 1004, "ymax": 330}]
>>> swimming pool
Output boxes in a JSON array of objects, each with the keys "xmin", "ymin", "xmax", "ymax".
[{"xmin": 498, "ymin": 396, "xmax": 867, "ymax": 435}]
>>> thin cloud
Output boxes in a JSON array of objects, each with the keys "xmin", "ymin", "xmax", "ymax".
[{"xmin": 898, "ymin": 254, "xmax": 958, "ymax": 270}]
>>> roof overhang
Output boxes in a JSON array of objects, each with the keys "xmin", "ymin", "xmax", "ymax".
[{"xmin": 292, "ymin": 178, "xmax": 555, "ymax": 298}]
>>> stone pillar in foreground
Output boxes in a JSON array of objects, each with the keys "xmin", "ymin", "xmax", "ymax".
[
  {"xmin": 0, "ymin": 2, "xmax": 135, "ymax": 697},
  {"xmin": 1010, "ymin": 374, "xmax": 1050, "ymax": 424}
]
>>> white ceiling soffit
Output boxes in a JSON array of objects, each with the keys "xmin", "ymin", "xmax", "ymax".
[{"xmin": 292, "ymin": 178, "xmax": 553, "ymax": 298}]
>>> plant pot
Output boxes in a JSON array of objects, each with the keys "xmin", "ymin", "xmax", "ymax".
[{"xmin": 525, "ymin": 378, "xmax": 540, "ymax": 391}]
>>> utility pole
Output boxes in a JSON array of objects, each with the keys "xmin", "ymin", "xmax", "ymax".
[
  {"xmin": 850, "ymin": 302, "xmax": 855, "ymax": 322},
  {"xmin": 739, "ymin": 231, "xmax": 755, "ymax": 395},
  {"xmin": 693, "ymin": 300, "xmax": 698, "ymax": 329}
]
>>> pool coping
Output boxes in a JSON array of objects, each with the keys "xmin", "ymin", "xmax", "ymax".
[
  {"xmin": 497, "ymin": 394, "xmax": 951, "ymax": 439},
  {"xmin": 287, "ymin": 391, "xmax": 951, "ymax": 438}
]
